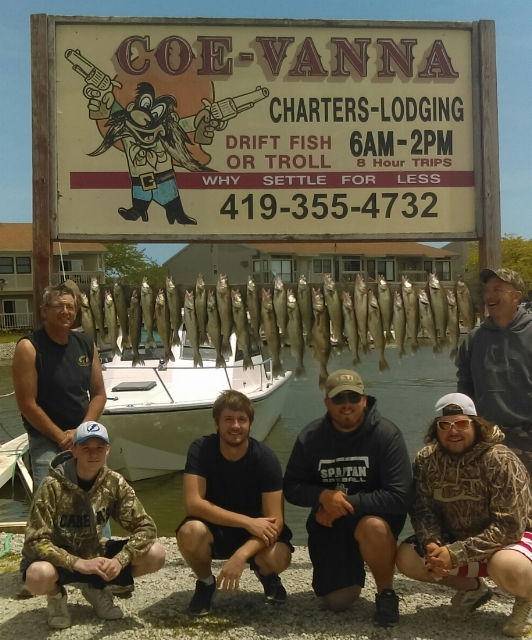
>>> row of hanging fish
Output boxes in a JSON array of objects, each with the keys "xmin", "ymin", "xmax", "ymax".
[
  {"xmin": 79, "ymin": 272, "xmax": 476, "ymax": 388},
  {"xmin": 80, "ymin": 277, "xmax": 181, "ymax": 367},
  {"xmin": 251, "ymin": 271, "xmax": 476, "ymax": 388},
  {"xmin": 80, "ymin": 275, "xmax": 262, "ymax": 372}
]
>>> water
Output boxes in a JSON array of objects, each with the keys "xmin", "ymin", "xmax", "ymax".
[{"xmin": 0, "ymin": 341, "xmax": 457, "ymax": 544}]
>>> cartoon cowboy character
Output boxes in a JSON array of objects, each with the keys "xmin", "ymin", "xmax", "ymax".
[{"xmin": 87, "ymin": 81, "xmax": 219, "ymax": 225}]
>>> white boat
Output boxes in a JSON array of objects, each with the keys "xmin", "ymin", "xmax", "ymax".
[{"xmin": 99, "ymin": 332, "xmax": 292, "ymax": 481}]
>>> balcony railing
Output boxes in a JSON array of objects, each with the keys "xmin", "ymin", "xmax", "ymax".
[
  {"xmin": 0, "ymin": 313, "xmax": 33, "ymax": 330},
  {"xmin": 51, "ymin": 271, "xmax": 105, "ymax": 285},
  {"xmin": 340, "ymin": 271, "xmax": 369, "ymax": 283},
  {"xmin": 398, "ymin": 270, "xmax": 452, "ymax": 284}
]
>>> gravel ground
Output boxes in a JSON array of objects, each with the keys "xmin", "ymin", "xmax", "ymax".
[
  {"xmin": 0, "ymin": 342, "xmax": 16, "ymax": 361},
  {"xmin": 0, "ymin": 534, "xmax": 519, "ymax": 639}
]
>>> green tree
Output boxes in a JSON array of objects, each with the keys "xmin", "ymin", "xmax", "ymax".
[
  {"xmin": 103, "ymin": 244, "xmax": 167, "ymax": 287},
  {"xmin": 466, "ymin": 235, "xmax": 532, "ymax": 290}
]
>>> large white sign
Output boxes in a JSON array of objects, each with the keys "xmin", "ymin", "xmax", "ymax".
[{"xmin": 53, "ymin": 19, "xmax": 478, "ymax": 241}]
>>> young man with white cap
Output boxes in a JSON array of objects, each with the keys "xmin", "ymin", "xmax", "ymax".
[
  {"xmin": 396, "ymin": 393, "xmax": 532, "ymax": 637},
  {"xmin": 283, "ymin": 370, "xmax": 412, "ymax": 628},
  {"xmin": 20, "ymin": 421, "xmax": 166, "ymax": 629},
  {"xmin": 455, "ymin": 267, "xmax": 532, "ymax": 476}
]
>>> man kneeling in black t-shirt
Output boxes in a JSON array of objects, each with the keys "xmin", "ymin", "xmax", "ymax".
[{"xmin": 176, "ymin": 390, "xmax": 293, "ymax": 616}]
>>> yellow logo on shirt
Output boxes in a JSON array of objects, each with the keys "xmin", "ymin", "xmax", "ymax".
[{"xmin": 78, "ymin": 355, "xmax": 90, "ymax": 366}]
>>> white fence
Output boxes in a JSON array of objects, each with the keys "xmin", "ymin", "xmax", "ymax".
[
  {"xmin": 51, "ymin": 272, "xmax": 105, "ymax": 285},
  {"xmin": 0, "ymin": 313, "xmax": 34, "ymax": 330}
]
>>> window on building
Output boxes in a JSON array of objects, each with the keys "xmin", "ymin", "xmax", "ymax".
[
  {"xmin": 435, "ymin": 260, "xmax": 451, "ymax": 281},
  {"xmin": 213, "ymin": 264, "xmax": 218, "ymax": 276},
  {"xmin": 367, "ymin": 260, "xmax": 376, "ymax": 281},
  {"xmin": 377, "ymin": 260, "xmax": 395, "ymax": 281},
  {"xmin": 271, "ymin": 256, "xmax": 293, "ymax": 281},
  {"xmin": 0, "ymin": 257, "xmax": 14, "ymax": 274},
  {"xmin": 424, "ymin": 261, "xmax": 432, "ymax": 273},
  {"xmin": 61, "ymin": 259, "xmax": 83, "ymax": 272},
  {"xmin": 16, "ymin": 257, "xmax": 31, "ymax": 274},
  {"xmin": 342, "ymin": 256, "xmax": 361, "ymax": 272},
  {"xmin": 313, "ymin": 259, "xmax": 332, "ymax": 274},
  {"xmin": 1, "ymin": 299, "xmax": 29, "ymax": 328}
]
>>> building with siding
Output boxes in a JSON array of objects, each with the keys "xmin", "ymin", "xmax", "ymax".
[
  {"xmin": 164, "ymin": 241, "xmax": 458, "ymax": 287},
  {"xmin": 0, "ymin": 223, "xmax": 106, "ymax": 329}
]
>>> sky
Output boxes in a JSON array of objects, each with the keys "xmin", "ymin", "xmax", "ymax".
[{"xmin": 2, "ymin": 0, "xmax": 531, "ymax": 264}]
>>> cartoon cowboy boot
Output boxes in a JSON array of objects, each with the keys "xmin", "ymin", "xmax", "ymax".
[
  {"xmin": 164, "ymin": 197, "xmax": 197, "ymax": 225},
  {"xmin": 118, "ymin": 198, "xmax": 150, "ymax": 222}
]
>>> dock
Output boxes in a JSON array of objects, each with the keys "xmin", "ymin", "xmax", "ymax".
[
  {"xmin": 0, "ymin": 434, "xmax": 30, "ymax": 491},
  {"xmin": 0, "ymin": 434, "xmax": 30, "ymax": 533}
]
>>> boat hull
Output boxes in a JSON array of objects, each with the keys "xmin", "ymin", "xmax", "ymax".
[{"xmin": 102, "ymin": 373, "xmax": 292, "ymax": 481}]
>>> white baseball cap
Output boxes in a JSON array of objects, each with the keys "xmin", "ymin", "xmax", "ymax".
[
  {"xmin": 435, "ymin": 393, "xmax": 477, "ymax": 417},
  {"xmin": 73, "ymin": 421, "xmax": 109, "ymax": 445}
]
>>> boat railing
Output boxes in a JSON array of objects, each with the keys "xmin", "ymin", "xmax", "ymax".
[{"xmin": 105, "ymin": 357, "xmax": 275, "ymax": 402}]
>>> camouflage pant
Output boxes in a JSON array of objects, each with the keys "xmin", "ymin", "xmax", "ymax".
[{"xmin": 501, "ymin": 424, "xmax": 532, "ymax": 481}]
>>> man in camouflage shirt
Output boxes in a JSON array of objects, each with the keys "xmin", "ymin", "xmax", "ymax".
[
  {"xmin": 21, "ymin": 422, "xmax": 166, "ymax": 629},
  {"xmin": 396, "ymin": 394, "xmax": 532, "ymax": 638}
]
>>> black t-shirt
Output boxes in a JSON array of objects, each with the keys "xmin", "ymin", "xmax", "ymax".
[
  {"xmin": 185, "ymin": 434, "xmax": 283, "ymax": 518},
  {"xmin": 77, "ymin": 475, "xmax": 96, "ymax": 492},
  {"xmin": 20, "ymin": 328, "xmax": 94, "ymax": 437}
]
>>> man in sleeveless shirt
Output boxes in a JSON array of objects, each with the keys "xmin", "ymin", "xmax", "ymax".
[{"xmin": 12, "ymin": 283, "xmax": 106, "ymax": 489}]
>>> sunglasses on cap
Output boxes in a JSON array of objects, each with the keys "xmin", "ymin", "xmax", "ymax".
[
  {"xmin": 436, "ymin": 418, "xmax": 473, "ymax": 432},
  {"xmin": 330, "ymin": 392, "xmax": 363, "ymax": 405}
]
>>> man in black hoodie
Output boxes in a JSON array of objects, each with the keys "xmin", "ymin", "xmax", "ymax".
[
  {"xmin": 456, "ymin": 267, "xmax": 532, "ymax": 475},
  {"xmin": 283, "ymin": 370, "xmax": 412, "ymax": 628}
]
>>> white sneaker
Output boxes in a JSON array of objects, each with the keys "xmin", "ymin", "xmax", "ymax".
[
  {"xmin": 47, "ymin": 589, "xmax": 71, "ymax": 629},
  {"xmin": 503, "ymin": 597, "xmax": 532, "ymax": 637},
  {"xmin": 445, "ymin": 578, "xmax": 492, "ymax": 619},
  {"xmin": 81, "ymin": 585, "xmax": 123, "ymax": 620}
]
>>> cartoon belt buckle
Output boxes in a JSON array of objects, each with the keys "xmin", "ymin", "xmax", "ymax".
[{"xmin": 139, "ymin": 172, "xmax": 157, "ymax": 191}]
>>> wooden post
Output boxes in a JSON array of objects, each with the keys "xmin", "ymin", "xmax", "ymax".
[
  {"xmin": 478, "ymin": 20, "xmax": 501, "ymax": 271},
  {"xmin": 31, "ymin": 14, "xmax": 53, "ymax": 329}
]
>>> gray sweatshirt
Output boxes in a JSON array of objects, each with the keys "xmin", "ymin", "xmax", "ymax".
[{"xmin": 455, "ymin": 307, "xmax": 532, "ymax": 425}]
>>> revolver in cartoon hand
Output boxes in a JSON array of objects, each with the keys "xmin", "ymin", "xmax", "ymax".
[
  {"xmin": 65, "ymin": 49, "xmax": 119, "ymax": 119},
  {"xmin": 195, "ymin": 87, "xmax": 270, "ymax": 145}
]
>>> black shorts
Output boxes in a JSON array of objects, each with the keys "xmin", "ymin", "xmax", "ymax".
[
  {"xmin": 176, "ymin": 516, "xmax": 294, "ymax": 561},
  {"xmin": 307, "ymin": 513, "xmax": 406, "ymax": 598},
  {"xmin": 22, "ymin": 539, "xmax": 134, "ymax": 590}
]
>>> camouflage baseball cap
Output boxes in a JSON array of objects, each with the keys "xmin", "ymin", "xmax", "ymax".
[
  {"xmin": 479, "ymin": 267, "xmax": 526, "ymax": 293},
  {"xmin": 325, "ymin": 370, "xmax": 365, "ymax": 398}
]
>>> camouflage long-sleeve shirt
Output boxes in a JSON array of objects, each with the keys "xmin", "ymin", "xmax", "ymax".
[
  {"xmin": 411, "ymin": 427, "xmax": 532, "ymax": 567},
  {"xmin": 22, "ymin": 452, "xmax": 157, "ymax": 572}
]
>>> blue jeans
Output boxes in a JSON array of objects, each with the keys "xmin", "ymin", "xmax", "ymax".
[
  {"xmin": 28, "ymin": 432, "xmax": 61, "ymax": 491},
  {"xmin": 28, "ymin": 432, "xmax": 112, "ymax": 538}
]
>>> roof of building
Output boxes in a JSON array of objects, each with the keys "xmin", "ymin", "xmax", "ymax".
[
  {"xmin": 244, "ymin": 241, "xmax": 457, "ymax": 258},
  {"xmin": 0, "ymin": 223, "xmax": 107, "ymax": 254}
]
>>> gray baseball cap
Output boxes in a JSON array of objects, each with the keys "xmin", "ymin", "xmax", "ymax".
[{"xmin": 73, "ymin": 421, "xmax": 109, "ymax": 445}]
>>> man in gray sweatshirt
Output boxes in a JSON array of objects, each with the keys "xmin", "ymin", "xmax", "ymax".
[{"xmin": 456, "ymin": 267, "xmax": 532, "ymax": 474}]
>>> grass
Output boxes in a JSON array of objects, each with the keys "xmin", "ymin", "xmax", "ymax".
[{"xmin": 0, "ymin": 332, "xmax": 24, "ymax": 345}]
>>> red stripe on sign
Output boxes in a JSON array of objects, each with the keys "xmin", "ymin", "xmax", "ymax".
[{"xmin": 70, "ymin": 171, "xmax": 475, "ymax": 190}]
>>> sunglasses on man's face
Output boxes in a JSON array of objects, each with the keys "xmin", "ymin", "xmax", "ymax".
[
  {"xmin": 436, "ymin": 418, "xmax": 473, "ymax": 432},
  {"xmin": 330, "ymin": 392, "xmax": 363, "ymax": 405}
]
